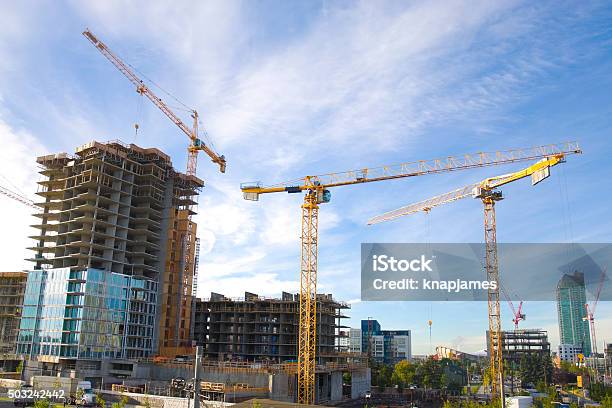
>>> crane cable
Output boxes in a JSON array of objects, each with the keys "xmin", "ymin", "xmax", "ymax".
[{"xmin": 111, "ymin": 41, "xmax": 220, "ymax": 149}]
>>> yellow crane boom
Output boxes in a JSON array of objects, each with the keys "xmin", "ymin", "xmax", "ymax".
[
  {"xmin": 368, "ymin": 154, "xmax": 566, "ymax": 224},
  {"xmin": 367, "ymin": 152, "xmax": 580, "ymax": 401},
  {"xmin": 241, "ymin": 142, "xmax": 580, "ymax": 199},
  {"xmin": 83, "ymin": 29, "xmax": 226, "ymax": 176},
  {"xmin": 241, "ymin": 142, "xmax": 580, "ymax": 405}
]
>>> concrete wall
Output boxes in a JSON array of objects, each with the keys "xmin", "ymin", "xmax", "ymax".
[
  {"xmin": 101, "ymin": 390, "xmax": 230, "ymax": 408},
  {"xmin": 351, "ymin": 368, "xmax": 371, "ymax": 399},
  {"xmin": 268, "ymin": 372, "xmax": 292, "ymax": 403},
  {"xmin": 330, "ymin": 371, "xmax": 343, "ymax": 402},
  {"xmin": 136, "ymin": 364, "xmax": 271, "ymax": 389}
]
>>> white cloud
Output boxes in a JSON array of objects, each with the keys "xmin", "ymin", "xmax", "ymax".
[{"xmin": 0, "ymin": 119, "xmax": 48, "ymax": 272}]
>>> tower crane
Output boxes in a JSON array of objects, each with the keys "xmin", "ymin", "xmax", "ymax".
[
  {"xmin": 368, "ymin": 151, "xmax": 581, "ymax": 401},
  {"xmin": 500, "ymin": 283, "xmax": 526, "ymax": 330},
  {"xmin": 510, "ymin": 301, "xmax": 525, "ymax": 330},
  {"xmin": 584, "ymin": 266, "xmax": 607, "ymax": 356},
  {"xmin": 83, "ymin": 29, "xmax": 226, "ymax": 355},
  {"xmin": 241, "ymin": 142, "xmax": 580, "ymax": 404},
  {"xmin": 82, "ymin": 29, "xmax": 226, "ymax": 176}
]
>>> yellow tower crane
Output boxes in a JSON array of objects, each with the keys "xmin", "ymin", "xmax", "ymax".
[
  {"xmin": 368, "ymin": 151, "xmax": 581, "ymax": 401},
  {"xmin": 241, "ymin": 142, "xmax": 580, "ymax": 404}
]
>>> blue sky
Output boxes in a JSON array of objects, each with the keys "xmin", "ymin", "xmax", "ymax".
[{"xmin": 0, "ymin": 0, "xmax": 611, "ymax": 355}]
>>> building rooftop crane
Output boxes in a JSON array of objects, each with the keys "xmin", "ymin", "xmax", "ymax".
[
  {"xmin": 83, "ymin": 29, "xmax": 226, "ymax": 176},
  {"xmin": 368, "ymin": 151, "xmax": 581, "ymax": 401},
  {"xmin": 584, "ymin": 266, "xmax": 607, "ymax": 356},
  {"xmin": 241, "ymin": 142, "xmax": 581, "ymax": 404}
]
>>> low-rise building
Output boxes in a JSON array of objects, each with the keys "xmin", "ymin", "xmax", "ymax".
[
  {"xmin": 558, "ymin": 343, "xmax": 582, "ymax": 363},
  {"xmin": 349, "ymin": 328, "xmax": 362, "ymax": 353},
  {"xmin": 351, "ymin": 319, "xmax": 412, "ymax": 364}
]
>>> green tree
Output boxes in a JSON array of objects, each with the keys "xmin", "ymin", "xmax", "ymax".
[
  {"xmin": 391, "ymin": 360, "xmax": 415, "ymax": 387},
  {"xmin": 376, "ymin": 364, "xmax": 393, "ymax": 388},
  {"xmin": 417, "ymin": 358, "xmax": 443, "ymax": 389},
  {"xmin": 111, "ymin": 395, "xmax": 129, "ymax": 408},
  {"xmin": 16, "ymin": 360, "xmax": 24, "ymax": 373},
  {"xmin": 34, "ymin": 399, "xmax": 50, "ymax": 408},
  {"xmin": 76, "ymin": 387, "xmax": 84, "ymax": 401},
  {"xmin": 143, "ymin": 394, "xmax": 152, "ymax": 408},
  {"xmin": 95, "ymin": 394, "xmax": 106, "ymax": 408}
]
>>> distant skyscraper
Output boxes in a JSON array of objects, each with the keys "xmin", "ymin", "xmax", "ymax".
[{"xmin": 556, "ymin": 271, "xmax": 591, "ymax": 356}]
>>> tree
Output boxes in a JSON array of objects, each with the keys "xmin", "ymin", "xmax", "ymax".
[
  {"xmin": 375, "ymin": 364, "xmax": 393, "ymax": 388},
  {"xmin": 111, "ymin": 396, "xmax": 128, "ymax": 408},
  {"xmin": 518, "ymin": 354, "xmax": 553, "ymax": 388},
  {"xmin": 95, "ymin": 394, "xmax": 106, "ymax": 408},
  {"xmin": 16, "ymin": 360, "xmax": 23, "ymax": 373},
  {"xmin": 76, "ymin": 387, "xmax": 84, "ymax": 402},
  {"xmin": 34, "ymin": 400, "xmax": 50, "ymax": 408},
  {"xmin": 417, "ymin": 358, "xmax": 443, "ymax": 389},
  {"xmin": 391, "ymin": 360, "xmax": 415, "ymax": 388}
]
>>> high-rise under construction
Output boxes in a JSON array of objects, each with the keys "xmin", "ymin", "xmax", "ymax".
[{"xmin": 18, "ymin": 140, "xmax": 200, "ymax": 372}]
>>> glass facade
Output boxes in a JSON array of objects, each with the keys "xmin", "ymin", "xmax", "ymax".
[
  {"xmin": 360, "ymin": 319, "xmax": 411, "ymax": 364},
  {"xmin": 556, "ymin": 271, "xmax": 591, "ymax": 356},
  {"xmin": 17, "ymin": 268, "xmax": 156, "ymax": 360}
]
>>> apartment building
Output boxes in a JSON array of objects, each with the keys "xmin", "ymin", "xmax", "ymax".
[
  {"xmin": 17, "ymin": 141, "xmax": 201, "ymax": 378},
  {"xmin": 352, "ymin": 319, "xmax": 412, "ymax": 364}
]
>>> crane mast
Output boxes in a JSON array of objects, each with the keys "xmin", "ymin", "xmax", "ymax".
[
  {"xmin": 584, "ymin": 267, "xmax": 607, "ymax": 356},
  {"xmin": 242, "ymin": 142, "xmax": 580, "ymax": 405}
]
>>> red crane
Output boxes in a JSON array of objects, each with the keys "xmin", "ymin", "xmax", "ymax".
[
  {"xmin": 584, "ymin": 266, "xmax": 607, "ymax": 356},
  {"xmin": 500, "ymin": 283, "xmax": 525, "ymax": 330}
]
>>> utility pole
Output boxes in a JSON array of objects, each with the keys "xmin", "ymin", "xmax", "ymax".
[
  {"xmin": 194, "ymin": 346, "xmax": 202, "ymax": 408},
  {"xmin": 499, "ymin": 371, "xmax": 506, "ymax": 408}
]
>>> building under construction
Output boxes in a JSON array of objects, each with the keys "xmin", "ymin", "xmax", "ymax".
[
  {"xmin": 0, "ymin": 271, "xmax": 27, "ymax": 369},
  {"xmin": 193, "ymin": 292, "xmax": 350, "ymax": 363},
  {"xmin": 18, "ymin": 141, "xmax": 200, "ymax": 375},
  {"xmin": 487, "ymin": 329, "xmax": 550, "ymax": 362}
]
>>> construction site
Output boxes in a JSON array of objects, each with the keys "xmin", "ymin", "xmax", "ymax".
[
  {"xmin": 0, "ymin": 17, "xmax": 605, "ymax": 408},
  {"xmin": 193, "ymin": 292, "xmax": 350, "ymax": 364}
]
